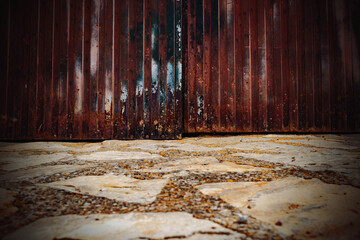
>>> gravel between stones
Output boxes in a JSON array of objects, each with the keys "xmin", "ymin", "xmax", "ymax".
[{"xmin": 0, "ymin": 135, "xmax": 359, "ymax": 240}]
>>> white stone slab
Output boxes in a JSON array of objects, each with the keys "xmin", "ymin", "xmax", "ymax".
[
  {"xmin": 231, "ymin": 142, "xmax": 360, "ymax": 186},
  {"xmin": 0, "ymin": 142, "xmax": 102, "ymax": 153},
  {"xmin": 76, "ymin": 151, "xmax": 162, "ymax": 161},
  {"xmin": 128, "ymin": 142, "xmax": 220, "ymax": 153},
  {"xmin": 102, "ymin": 139, "xmax": 222, "ymax": 153},
  {"xmin": 197, "ymin": 177, "xmax": 360, "ymax": 239},
  {"xmin": 4, "ymin": 212, "xmax": 244, "ymax": 240},
  {"xmin": 41, "ymin": 175, "xmax": 169, "ymax": 204},
  {"xmin": 0, "ymin": 164, "xmax": 91, "ymax": 181},
  {"xmin": 0, "ymin": 153, "xmax": 72, "ymax": 171},
  {"xmin": 139, "ymin": 157, "xmax": 263, "ymax": 173}
]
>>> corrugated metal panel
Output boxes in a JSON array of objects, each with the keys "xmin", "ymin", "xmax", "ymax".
[
  {"xmin": 183, "ymin": 0, "xmax": 360, "ymax": 133},
  {"xmin": 1, "ymin": 0, "xmax": 359, "ymax": 140},
  {"xmin": 0, "ymin": 0, "xmax": 182, "ymax": 140}
]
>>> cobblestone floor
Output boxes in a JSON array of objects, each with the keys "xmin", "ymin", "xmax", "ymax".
[{"xmin": 0, "ymin": 134, "xmax": 359, "ymax": 240}]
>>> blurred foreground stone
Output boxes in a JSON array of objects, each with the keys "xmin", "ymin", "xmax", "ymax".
[{"xmin": 1, "ymin": 134, "xmax": 359, "ymax": 239}]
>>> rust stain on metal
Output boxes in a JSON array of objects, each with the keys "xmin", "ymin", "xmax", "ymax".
[
  {"xmin": 0, "ymin": 0, "xmax": 182, "ymax": 140},
  {"xmin": 0, "ymin": 0, "xmax": 359, "ymax": 140},
  {"xmin": 183, "ymin": 0, "xmax": 360, "ymax": 133}
]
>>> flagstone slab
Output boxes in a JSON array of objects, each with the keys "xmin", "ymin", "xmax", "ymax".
[
  {"xmin": 4, "ymin": 212, "xmax": 244, "ymax": 240},
  {"xmin": 0, "ymin": 142, "xmax": 102, "ymax": 153},
  {"xmin": 232, "ymin": 148, "xmax": 359, "ymax": 170},
  {"xmin": 190, "ymin": 134, "xmax": 359, "ymax": 150},
  {"xmin": 129, "ymin": 142, "xmax": 220, "ymax": 153},
  {"xmin": 0, "ymin": 164, "xmax": 92, "ymax": 181},
  {"xmin": 41, "ymin": 175, "xmax": 169, "ymax": 204},
  {"xmin": 263, "ymin": 134, "xmax": 360, "ymax": 149},
  {"xmin": 196, "ymin": 177, "xmax": 360, "ymax": 239},
  {"xmin": 76, "ymin": 151, "xmax": 162, "ymax": 161},
  {"xmin": 231, "ymin": 141, "xmax": 360, "ymax": 186},
  {"xmin": 0, "ymin": 153, "xmax": 72, "ymax": 171},
  {"xmin": 102, "ymin": 140, "xmax": 222, "ymax": 153},
  {"xmin": 138, "ymin": 157, "xmax": 263, "ymax": 173}
]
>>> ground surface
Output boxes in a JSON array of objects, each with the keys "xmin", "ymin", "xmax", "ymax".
[{"xmin": 0, "ymin": 134, "xmax": 359, "ymax": 240}]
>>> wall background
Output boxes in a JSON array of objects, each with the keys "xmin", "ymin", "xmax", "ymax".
[
  {"xmin": 1, "ymin": 0, "xmax": 359, "ymax": 140},
  {"xmin": 0, "ymin": 0, "xmax": 182, "ymax": 139},
  {"xmin": 183, "ymin": 0, "xmax": 360, "ymax": 133}
]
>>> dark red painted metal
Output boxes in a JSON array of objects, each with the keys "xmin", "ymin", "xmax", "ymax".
[
  {"xmin": 0, "ymin": 0, "xmax": 182, "ymax": 140},
  {"xmin": 1, "ymin": 0, "xmax": 360, "ymax": 140},
  {"xmin": 183, "ymin": 0, "xmax": 360, "ymax": 133}
]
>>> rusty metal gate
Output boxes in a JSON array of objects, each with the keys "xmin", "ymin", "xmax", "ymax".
[
  {"xmin": 183, "ymin": 0, "xmax": 360, "ymax": 133},
  {"xmin": 0, "ymin": 0, "xmax": 359, "ymax": 140}
]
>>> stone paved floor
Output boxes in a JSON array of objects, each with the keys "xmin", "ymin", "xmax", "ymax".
[{"xmin": 0, "ymin": 134, "xmax": 359, "ymax": 240}]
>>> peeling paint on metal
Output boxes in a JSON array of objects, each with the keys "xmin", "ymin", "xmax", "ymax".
[{"xmin": 74, "ymin": 56, "xmax": 83, "ymax": 114}]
